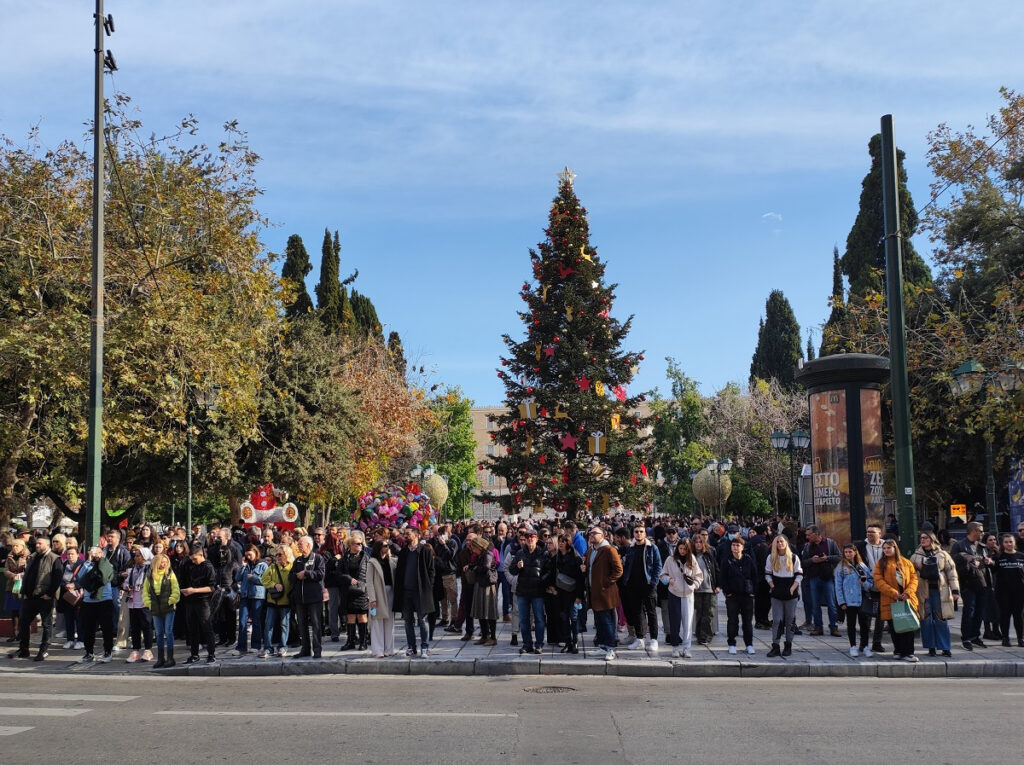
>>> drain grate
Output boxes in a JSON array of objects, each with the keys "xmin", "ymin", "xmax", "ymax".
[{"xmin": 524, "ymin": 685, "xmax": 577, "ymax": 694}]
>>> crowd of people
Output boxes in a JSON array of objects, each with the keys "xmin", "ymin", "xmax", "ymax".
[{"xmin": 2, "ymin": 514, "xmax": 1023, "ymax": 667}]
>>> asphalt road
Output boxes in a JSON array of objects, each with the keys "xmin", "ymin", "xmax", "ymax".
[{"xmin": 0, "ymin": 672, "xmax": 1019, "ymax": 763}]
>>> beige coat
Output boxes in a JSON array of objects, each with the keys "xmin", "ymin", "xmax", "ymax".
[
  {"xmin": 910, "ymin": 546, "xmax": 960, "ymax": 621},
  {"xmin": 365, "ymin": 556, "xmax": 397, "ymax": 621}
]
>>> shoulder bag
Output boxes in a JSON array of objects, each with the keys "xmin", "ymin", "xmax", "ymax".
[{"xmin": 890, "ymin": 579, "xmax": 920, "ymax": 634}]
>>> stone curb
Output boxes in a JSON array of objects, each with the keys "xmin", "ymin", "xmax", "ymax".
[{"xmin": 125, "ymin": 657, "xmax": 1024, "ymax": 679}]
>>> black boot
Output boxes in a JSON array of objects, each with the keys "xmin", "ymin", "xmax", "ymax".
[
  {"xmin": 154, "ymin": 646, "xmax": 166, "ymax": 669},
  {"xmin": 782, "ymin": 642, "xmax": 792, "ymax": 657},
  {"xmin": 339, "ymin": 623, "xmax": 357, "ymax": 651},
  {"xmin": 767, "ymin": 643, "xmax": 781, "ymax": 658},
  {"xmin": 357, "ymin": 622, "xmax": 369, "ymax": 650},
  {"xmin": 164, "ymin": 646, "xmax": 175, "ymax": 668}
]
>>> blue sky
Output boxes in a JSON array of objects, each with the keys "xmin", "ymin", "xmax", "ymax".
[{"xmin": 4, "ymin": 1, "xmax": 1022, "ymax": 405}]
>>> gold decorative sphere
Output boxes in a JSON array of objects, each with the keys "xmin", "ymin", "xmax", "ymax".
[
  {"xmin": 692, "ymin": 468, "xmax": 732, "ymax": 509},
  {"xmin": 422, "ymin": 473, "xmax": 449, "ymax": 510}
]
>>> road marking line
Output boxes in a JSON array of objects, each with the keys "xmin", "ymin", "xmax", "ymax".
[
  {"xmin": 0, "ymin": 707, "xmax": 91, "ymax": 717},
  {"xmin": 156, "ymin": 711, "xmax": 517, "ymax": 718},
  {"xmin": 0, "ymin": 693, "xmax": 138, "ymax": 703},
  {"xmin": 0, "ymin": 726, "xmax": 33, "ymax": 736}
]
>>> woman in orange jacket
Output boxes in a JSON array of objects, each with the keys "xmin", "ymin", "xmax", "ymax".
[{"xmin": 873, "ymin": 539, "xmax": 920, "ymax": 662}]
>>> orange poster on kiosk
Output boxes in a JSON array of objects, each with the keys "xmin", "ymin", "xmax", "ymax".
[{"xmin": 810, "ymin": 389, "xmax": 850, "ymax": 545}]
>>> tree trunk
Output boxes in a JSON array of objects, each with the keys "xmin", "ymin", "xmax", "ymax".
[
  {"xmin": 228, "ymin": 495, "xmax": 242, "ymax": 527},
  {"xmin": 0, "ymin": 398, "xmax": 38, "ymax": 529}
]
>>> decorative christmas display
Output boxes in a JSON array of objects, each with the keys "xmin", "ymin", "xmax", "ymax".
[
  {"xmin": 354, "ymin": 483, "xmax": 438, "ymax": 531},
  {"xmin": 486, "ymin": 167, "xmax": 653, "ymax": 519},
  {"xmin": 240, "ymin": 483, "xmax": 299, "ymax": 530}
]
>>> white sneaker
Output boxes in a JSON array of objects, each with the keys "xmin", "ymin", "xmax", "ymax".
[
  {"xmin": 647, "ymin": 639, "xmax": 659, "ymax": 652},
  {"xmin": 627, "ymin": 638, "xmax": 643, "ymax": 650},
  {"xmin": 591, "ymin": 647, "xmax": 607, "ymax": 657},
  {"xmin": 682, "ymin": 649, "xmax": 693, "ymax": 658},
  {"xmin": 905, "ymin": 654, "xmax": 919, "ymax": 663},
  {"xmin": 126, "ymin": 651, "xmax": 139, "ymax": 663},
  {"xmin": 849, "ymin": 645, "xmax": 859, "ymax": 658},
  {"xmin": 728, "ymin": 645, "xmax": 737, "ymax": 655},
  {"xmin": 745, "ymin": 645, "xmax": 755, "ymax": 655},
  {"xmin": 604, "ymin": 649, "xmax": 616, "ymax": 661},
  {"xmin": 420, "ymin": 648, "xmax": 431, "ymax": 658},
  {"xmin": 862, "ymin": 647, "xmax": 873, "ymax": 658},
  {"xmin": 63, "ymin": 641, "xmax": 74, "ymax": 650}
]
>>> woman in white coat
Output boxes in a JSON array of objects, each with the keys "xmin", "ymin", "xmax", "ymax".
[
  {"xmin": 660, "ymin": 538, "xmax": 704, "ymax": 658},
  {"xmin": 366, "ymin": 540, "xmax": 398, "ymax": 658}
]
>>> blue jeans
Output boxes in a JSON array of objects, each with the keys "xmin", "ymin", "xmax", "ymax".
[
  {"xmin": 152, "ymin": 611, "xmax": 175, "ymax": 651},
  {"xmin": 517, "ymin": 595, "xmax": 546, "ymax": 649},
  {"xmin": 237, "ymin": 598, "xmax": 265, "ymax": 651},
  {"xmin": 263, "ymin": 604, "xmax": 290, "ymax": 651},
  {"xmin": 809, "ymin": 577, "xmax": 838, "ymax": 630},
  {"xmin": 960, "ymin": 588, "xmax": 984, "ymax": 642},
  {"xmin": 593, "ymin": 608, "xmax": 616, "ymax": 650},
  {"xmin": 501, "ymin": 578, "xmax": 512, "ymax": 617},
  {"xmin": 920, "ymin": 588, "xmax": 951, "ymax": 651},
  {"xmin": 402, "ymin": 592, "xmax": 429, "ymax": 650}
]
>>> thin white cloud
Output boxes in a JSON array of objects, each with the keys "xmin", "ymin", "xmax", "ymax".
[{"xmin": 762, "ymin": 212, "xmax": 784, "ymax": 224}]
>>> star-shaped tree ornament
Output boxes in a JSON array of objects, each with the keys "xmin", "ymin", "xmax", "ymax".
[
  {"xmin": 575, "ymin": 375, "xmax": 592, "ymax": 391},
  {"xmin": 560, "ymin": 432, "xmax": 579, "ymax": 451}
]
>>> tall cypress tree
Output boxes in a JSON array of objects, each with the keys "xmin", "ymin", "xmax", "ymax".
[
  {"xmin": 281, "ymin": 234, "xmax": 314, "ymax": 318},
  {"xmin": 350, "ymin": 290, "xmax": 383, "ymax": 342},
  {"xmin": 749, "ymin": 289, "xmax": 803, "ymax": 390},
  {"xmin": 315, "ymin": 228, "xmax": 340, "ymax": 334},
  {"xmin": 842, "ymin": 134, "xmax": 932, "ymax": 298},
  {"xmin": 486, "ymin": 170, "xmax": 652, "ymax": 519},
  {"xmin": 387, "ymin": 331, "xmax": 407, "ymax": 381},
  {"xmin": 820, "ymin": 245, "xmax": 850, "ymax": 355}
]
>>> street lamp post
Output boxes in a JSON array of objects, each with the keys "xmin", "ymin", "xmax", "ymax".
[
  {"xmin": 771, "ymin": 429, "xmax": 811, "ymax": 518},
  {"xmin": 185, "ymin": 386, "xmax": 218, "ymax": 532},
  {"xmin": 950, "ymin": 360, "xmax": 1023, "ymax": 532},
  {"xmin": 461, "ymin": 481, "xmax": 468, "ymax": 521},
  {"xmin": 705, "ymin": 458, "xmax": 733, "ymax": 516},
  {"xmin": 688, "ymin": 469, "xmax": 698, "ymax": 516}
]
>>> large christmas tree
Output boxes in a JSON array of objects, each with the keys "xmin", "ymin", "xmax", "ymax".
[{"xmin": 486, "ymin": 169, "xmax": 653, "ymax": 520}]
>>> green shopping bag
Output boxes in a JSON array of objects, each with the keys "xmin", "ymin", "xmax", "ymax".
[{"xmin": 891, "ymin": 599, "xmax": 920, "ymax": 634}]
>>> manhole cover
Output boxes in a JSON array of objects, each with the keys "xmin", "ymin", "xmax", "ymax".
[{"xmin": 524, "ymin": 686, "xmax": 576, "ymax": 694}]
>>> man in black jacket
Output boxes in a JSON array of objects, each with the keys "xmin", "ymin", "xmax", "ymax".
[
  {"xmin": 10, "ymin": 536, "xmax": 63, "ymax": 661},
  {"xmin": 179, "ymin": 544, "xmax": 218, "ymax": 664},
  {"xmin": 394, "ymin": 527, "xmax": 435, "ymax": 657},
  {"xmin": 511, "ymin": 527, "xmax": 551, "ymax": 655},
  {"xmin": 289, "ymin": 535, "xmax": 326, "ymax": 659}
]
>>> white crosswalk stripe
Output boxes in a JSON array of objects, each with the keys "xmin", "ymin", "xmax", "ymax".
[{"xmin": 0, "ymin": 691, "xmax": 138, "ymax": 735}]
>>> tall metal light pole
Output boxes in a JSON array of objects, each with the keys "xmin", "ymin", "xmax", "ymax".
[
  {"xmin": 950, "ymin": 360, "xmax": 1023, "ymax": 532},
  {"xmin": 85, "ymin": 3, "xmax": 116, "ymax": 548},
  {"xmin": 771, "ymin": 429, "xmax": 811, "ymax": 517},
  {"xmin": 881, "ymin": 115, "xmax": 918, "ymax": 554}
]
